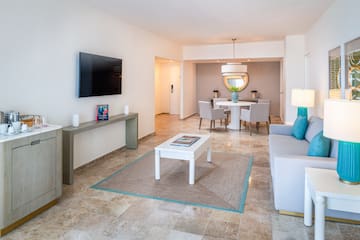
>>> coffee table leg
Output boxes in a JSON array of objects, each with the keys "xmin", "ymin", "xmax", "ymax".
[
  {"xmin": 207, "ymin": 147, "xmax": 212, "ymax": 163},
  {"xmin": 189, "ymin": 158, "xmax": 195, "ymax": 184},
  {"xmin": 155, "ymin": 150, "xmax": 160, "ymax": 180}
]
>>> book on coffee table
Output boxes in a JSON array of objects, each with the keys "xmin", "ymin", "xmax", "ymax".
[{"xmin": 170, "ymin": 135, "xmax": 201, "ymax": 147}]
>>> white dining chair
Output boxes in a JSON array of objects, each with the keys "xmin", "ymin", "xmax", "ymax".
[
  {"xmin": 240, "ymin": 103, "xmax": 270, "ymax": 135},
  {"xmin": 257, "ymin": 99, "xmax": 271, "ymax": 123},
  {"xmin": 213, "ymin": 98, "xmax": 230, "ymax": 125},
  {"xmin": 198, "ymin": 101, "xmax": 228, "ymax": 131}
]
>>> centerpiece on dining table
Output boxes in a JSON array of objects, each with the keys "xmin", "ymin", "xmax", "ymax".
[{"xmin": 229, "ymin": 86, "xmax": 239, "ymax": 103}]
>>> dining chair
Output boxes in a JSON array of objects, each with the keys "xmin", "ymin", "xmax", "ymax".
[
  {"xmin": 257, "ymin": 99, "xmax": 271, "ymax": 123},
  {"xmin": 213, "ymin": 98, "xmax": 230, "ymax": 125},
  {"xmin": 198, "ymin": 101, "xmax": 227, "ymax": 131},
  {"xmin": 239, "ymin": 103, "xmax": 270, "ymax": 135}
]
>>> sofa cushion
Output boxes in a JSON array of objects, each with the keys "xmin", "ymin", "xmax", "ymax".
[
  {"xmin": 291, "ymin": 116, "xmax": 308, "ymax": 140},
  {"xmin": 305, "ymin": 116, "xmax": 323, "ymax": 142},
  {"xmin": 308, "ymin": 131, "xmax": 331, "ymax": 157}
]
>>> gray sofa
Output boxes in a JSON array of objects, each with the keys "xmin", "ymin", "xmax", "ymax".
[{"xmin": 269, "ymin": 116, "xmax": 360, "ymax": 221}]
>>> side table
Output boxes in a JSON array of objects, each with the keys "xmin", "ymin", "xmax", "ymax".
[
  {"xmin": 62, "ymin": 113, "xmax": 138, "ymax": 185},
  {"xmin": 304, "ymin": 168, "xmax": 360, "ymax": 240}
]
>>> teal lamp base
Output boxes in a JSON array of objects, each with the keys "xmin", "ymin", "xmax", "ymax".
[
  {"xmin": 297, "ymin": 107, "xmax": 308, "ymax": 119},
  {"xmin": 337, "ymin": 141, "xmax": 360, "ymax": 185}
]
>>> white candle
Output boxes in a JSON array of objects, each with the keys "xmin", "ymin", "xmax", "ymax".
[
  {"xmin": 124, "ymin": 105, "xmax": 129, "ymax": 115},
  {"xmin": 72, "ymin": 114, "xmax": 79, "ymax": 127}
]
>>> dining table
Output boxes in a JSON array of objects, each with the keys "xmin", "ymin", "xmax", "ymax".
[{"xmin": 215, "ymin": 101, "xmax": 254, "ymax": 130}]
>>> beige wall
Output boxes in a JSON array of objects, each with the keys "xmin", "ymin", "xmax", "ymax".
[
  {"xmin": 181, "ymin": 62, "xmax": 197, "ymax": 119},
  {"xmin": 196, "ymin": 62, "xmax": 281, "ymax": 115}
]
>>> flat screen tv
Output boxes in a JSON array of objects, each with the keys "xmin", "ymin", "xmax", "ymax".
[{"xmin": 78, "ymin": 52, "xmax": 122, "ymax": 97}]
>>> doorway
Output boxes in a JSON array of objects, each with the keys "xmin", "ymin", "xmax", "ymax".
[{"xmin": 154, "ymin": 57, "xmax": 181, "ymax": 115}]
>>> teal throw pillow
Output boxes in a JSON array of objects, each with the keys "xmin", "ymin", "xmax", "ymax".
[
  {"xmin": 308, "ymin": 131, "xmax": 331, "ymax": 157},
  {"xmin": 292, "ymin": 116, "xmax": 308, "ymax": 140}
]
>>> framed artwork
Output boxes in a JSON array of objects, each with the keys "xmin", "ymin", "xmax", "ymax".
[
  {"xmin": 345, "ymin": 37, "xmax": 360, "ymax": 100},
  {"xmin": 96, "ymin": 104, "xmax": 109, "ymax": 121},
  {"xmin": 328, "ymin": 46, "xmax": 341, "ymax": 99}
]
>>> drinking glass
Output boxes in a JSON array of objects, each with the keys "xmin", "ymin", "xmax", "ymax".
[{"xmin": 34, "ymin": 115, "xmax": 43, "ymax": 128}]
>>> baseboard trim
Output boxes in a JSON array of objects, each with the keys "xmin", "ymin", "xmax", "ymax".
[
  {"xmin": 0, "ymin": 199, "xmax": 58, "ymax": 237},
  {"xmin": 279, "ymin": 210, "xmax": 360, "ymax": 225},
  {"xmin": 181, "ymin": 113, "xmax": 198, "ymax": 120},
  {"xmin": 139, "ymin": 132, "xmax": 155, "ymax": 142}
]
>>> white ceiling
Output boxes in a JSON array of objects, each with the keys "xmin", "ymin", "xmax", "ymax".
[{"xmin": 87, "ymin": 0, "xmax": 334, "ymax": 45}]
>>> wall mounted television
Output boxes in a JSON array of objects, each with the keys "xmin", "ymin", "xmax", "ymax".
[{"xmin": 78, "ymin": 52, "xmax": 122, "ymax": 97}]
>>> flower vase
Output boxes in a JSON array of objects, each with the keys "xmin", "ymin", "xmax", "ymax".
[{"xmin": 231, "ymin": 92, "xmax": 239, "ymax": 103}]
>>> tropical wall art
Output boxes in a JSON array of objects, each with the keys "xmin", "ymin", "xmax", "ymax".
[
  {"xmin": 345, "ymin": 37, "xmax": 360, "ymax": 100},
  {"xmin": 328, "ymin": 46, "xmax": 341, "ymax": 99}
]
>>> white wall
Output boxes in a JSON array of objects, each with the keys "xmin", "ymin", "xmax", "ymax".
[
  {"xmin": 183, "ymin": 41, "xmax": 284, "ymax": 60},
  {"xmin": 154, "ymin": 61, "xmax": 162, "ymax": 114},
  {"xmin": 160, "ymin": 66, "xmax": 171, "ymax": 114},
  {"xmin": 181, "ymin": 62, "xmax": 197, "ymax": 119},
  {"xmin": 155, "ymin": 61, "xmax": 170, "ymax": 114},
  {"xmin": 305, "ymin": 0, "xmax": 360, "ymax": 117},
  {"xmin": 283, "ymin": 35, "xmax": 306, "ymax": 124},
  {"xmin": 0, "ymin": 0, "xmax": 181, "ymax": 168}
]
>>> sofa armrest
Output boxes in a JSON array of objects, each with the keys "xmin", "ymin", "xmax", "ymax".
[
  {"xmin": 269, "ymin": 124, "xmax": 293, "ymax": 136},
  {"xmin": 272, "ymin": 154, "xmax": 336, "ymax": 212}
]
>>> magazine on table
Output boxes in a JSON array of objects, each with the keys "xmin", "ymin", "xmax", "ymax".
[{"xmin": 170, "ymin": 135, "xmax": 200, "ymax": 147}]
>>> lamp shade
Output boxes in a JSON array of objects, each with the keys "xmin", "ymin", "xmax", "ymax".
[
  {"xmin": 291, "ymin": 89, "xmax": 315, "ymax": 107},
  {"xmin": 323, "ymin": 99, "xmax": 360, "ymax": 143},
  {"xmin": 221, "ymin": 64, "xmax": 247, "ymax": 76}
]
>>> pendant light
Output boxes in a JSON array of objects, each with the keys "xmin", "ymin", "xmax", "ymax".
[{"xmin": 221, "ymin": 38, "xmax": 248, "ymax": 76}]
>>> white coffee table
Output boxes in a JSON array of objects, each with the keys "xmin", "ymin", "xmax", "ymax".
[{"xmin": 154, "ymin": 133, "xmax": 211, "ymax": 184}]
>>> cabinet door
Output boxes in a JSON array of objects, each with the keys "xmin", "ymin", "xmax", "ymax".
[{"xmin": 11, "ymin": 137, "xmax": 56, "ymax": 212}]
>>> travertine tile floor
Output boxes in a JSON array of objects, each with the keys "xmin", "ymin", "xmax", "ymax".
[{"xmin": 3, "ymin": 114, "xmax": 360, "ymax": 239}]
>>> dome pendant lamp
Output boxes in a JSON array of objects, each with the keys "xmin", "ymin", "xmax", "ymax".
[{"xmin": 221, "ymin": 38, "xmax": 248, "ymax": 76}]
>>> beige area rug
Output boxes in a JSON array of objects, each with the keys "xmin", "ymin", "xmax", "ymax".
[{"xmin": 92, "ymin": 151, "xmax": 253, "ymax": 213}]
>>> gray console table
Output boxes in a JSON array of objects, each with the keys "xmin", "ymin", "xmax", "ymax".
[{"xmin": 62, "ymin": 113, "xmax": 138, "ymax": 185}]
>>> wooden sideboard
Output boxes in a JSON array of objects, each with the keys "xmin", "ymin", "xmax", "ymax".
[
  {"xmin": 62, "ymin": 113, "xmax": 138, "ymax": 185},
  {"xmin": 0, "ymin": 126, "xmax": 62, "ymax": 236}
]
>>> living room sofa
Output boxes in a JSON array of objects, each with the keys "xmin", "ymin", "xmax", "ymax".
[{"xmin": 269, "ymin": 116, "xmax": 360, "ymax": 221}]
